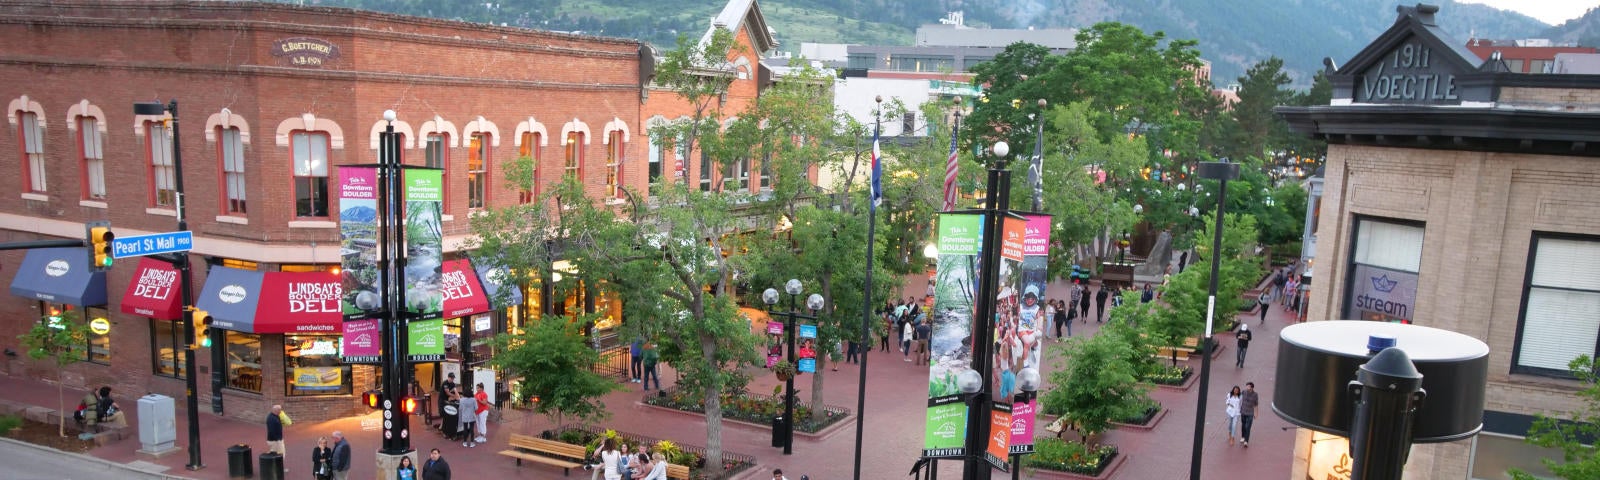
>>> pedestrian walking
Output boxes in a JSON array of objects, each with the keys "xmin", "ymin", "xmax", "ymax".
[
  {"xmin": 1140, "ymin": 283, "xmax": 1155, "ymax": 303},
  {"xmin": 1272, "ymin": 269, "xmax": 1288, "ymax": 302},
  {"xmin": 1053, "ymin": 300, "xmax": 1070, "ymax": 340},
  {"xmin": 1235, "ymin": 323, "xmax": 1253, "ymax": 368},
  {"xmin": 1285, "ymin": 274, "xmax": 1300, "ymax": 308},
  {"xmin": 1240, "ymin": 382, "xmax": 1260, "ymax": 447},
  {"xmin": 1179, "ymin": 250, "xmax": 1189, "ymax": 273},
  {"xmin": 330, "ymin": 431, "xmax": 351, "ymax": 480},
  {"xmin": 473, "ymin": 384, "xmax": 490, "ymax": 442},
  {"xmin": 915, "ymin": 318, "xmax": 932, "ymax": 365},
  {"xmin": 1079, "ymin": 286, "xmax": 1090, "ymax": 320},
  {"xmin": 845, "ymin": 339, "xmax": 859, "ymax": 364},
  {"xmin": 1095, "ymin": 286, "xmax": 1109, "ymax": 323},
  {"xmin": 312, "ymin": 436, "xmax": 333, "ymax": 480},
  {"xmin": 1069, "ymin": 282, "xmax": 1084, "ymax": 324},
  {"xmin": 265, "ymin": 404, "xmax": 288, "ymax": 469},
  {"xmin": 641, "ymin": 342, "xmax": 661, "ymax": 391},
  {"xmin": 397, "ymin": 456, "xmax": 417, "ymax": 480},
  {"xmin": 1258, "ymin": 291, "xmax": 1270, "ymax": 324},
  {"xmin": 458, "ymin": 389, "xmax": 478, "ymax": 448},
  {"xmin": 422, "ymin": 448, "xmax": 451, "ymax": 480},
  {"xmin": 630, "ymin": 338, "xmax": 644, "ymax": 383},
  {"xmin": 1225, "ymin": 386, "xmax": 1242, "ymax": 446},
  {"xmin": 901, "ymin": 318, "xmax": 914, "ymax": 361}
]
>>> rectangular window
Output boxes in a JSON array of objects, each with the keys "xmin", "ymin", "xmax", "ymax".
[
  {"xmin": 1470, "ymin": 432, "xmax": 1562, "ymax": 479},
  {"xmin": 425, "ymin": 134, "xmax": 448, "ymax": 210},
  {"xmin": 151, "ymin": 319, "xmax": 186, "ymax": 378},
  {"xmin": 1343, "ymin": 217, "xmax": 1424, "ymax": 323},
  {"xmin": 902, "ymin": 112, "xmax": 916, "ymax": 136},
  {"xmin": 285, "ymin": 335, "xmax": 352, "ymax": 396},
  {"xmin": 564, "ymin": 132, "xmax": 582, "ymax": 178},
  {"xmin": 224, "ymin": 331, "xmax": 263, "ymax": 393},
  {"xmin": 292, "ymin": 132, "xmax": 329, "ymax": 217},
  {"xmin": 20, "ymin": 112, "xmax": 45, "ymax": 192},
  {"xmin": 606, "ymin": 132, "xmax": 623, "ymax": 198},
  {"xmin": 1514, "ymin": 235, "xmax": 1600, "ymax": 377},
  {"xmin": 518, "ymin": 132, "xmax": 539, "ymax": 204},
  {"xmin": 699, "ymin": 150, "xmax": 713, "ymax": 192},
  {"xmin": 79, "ymin": 117, "xmax": 105, "ymax": 200},
  {"xmin": 149, "ymin": 122, "xmax": 177, "ymax": 207},
  {"xmin": 468, "ymin": 134, "xmax": 488, "ymax": 209},
  {"xmin": 84, "ymin": 306, "xmax": 110, "ymax": 365},
  {"xmin": 220, "ymin": 127, "xmax": 246, "ymax": 214},
  {"xmin": 648, "ymin": 136, "xmax": 663, "ymax": 186},
  {"xmin": 724, "ymin": 157, "xmax": 747, "ymax": 192},
  {"xmin": 760, "ymin": 153, "xmax": 771, "ymax": 190}
]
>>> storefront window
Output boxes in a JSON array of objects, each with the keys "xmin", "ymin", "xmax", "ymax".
[
  {"xmin": 469, "ymin": 314, "xmax": 495, "ymax": 363},
  {"xmin": 285, "ymin": 335, "xmax": 352, "ymax": 396},
  {"xmin": 224, "ymin": 331, "xmax": 263, "ymax": 393},
  {"xmin": 1344, "ymin": 217, "xmax": 1424, "ymax": 323},
  {"xmin": 443, "ymin": 318, "xmax": 464, "ymax": 361},
  {"xmin": 84, "ymin": 306, "xmax": 110, "ymax": 365},
  {"xmin": 150, "ymin": 319, "xmax": 187, "ymax": 378}
]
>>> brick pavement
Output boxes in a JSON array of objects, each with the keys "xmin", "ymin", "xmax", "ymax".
[{"xmin": 0, "ymin": 272, "xmax": 1302, "ymax": 479}]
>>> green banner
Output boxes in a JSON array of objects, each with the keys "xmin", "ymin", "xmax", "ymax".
[
  {"xmin": 407, "ymin": 318, "xmax": 445, "ymax": 362},
  {"xmin": 925, "ymin": 213, "xmax": 985, "ymax": 458},
  {"xmin": 403, "ymin": 169, "xmax": 444, "ymax": 318}
]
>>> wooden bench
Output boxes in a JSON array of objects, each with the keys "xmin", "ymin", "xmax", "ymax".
[
  {"xmin": 498, "ymin": 433, "xmax": 587, "ymax": 476},
  {"xmin": 1153, "ymin": 346, "xmax": 1193, "ymax": 362},
  {"xmin": 667, "ymin": 463, "xmax": 691, "ymax": 480}
]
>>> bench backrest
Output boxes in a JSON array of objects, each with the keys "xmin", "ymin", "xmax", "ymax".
[
  {"xmin": 666, "ymin": 463, "xmax": 691, "ymax": 479},
  {"xmin": 508, "ymin": 434, "xmax": 587, "ymax": 459}
]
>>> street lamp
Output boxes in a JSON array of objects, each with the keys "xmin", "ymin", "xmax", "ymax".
[
  {"xmin": 763, "ymin": 281, "xmax": 823, "ymax": 455},
  {"xmin": 1187, "ymin": 160, "xmax": 1240, "ymax": 480},
  {"xmin": 1010, "ymin": 367, "xmax": 1041, "ymax": 480},
  {"xmin": 133, "ymin": 100, "xmax": 205, "ymax": 471}
]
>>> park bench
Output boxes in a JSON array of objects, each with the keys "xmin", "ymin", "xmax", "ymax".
[
  {"xmin": 499, "ymin": 433, "xmax": 586, "ymax": 476},
  {"xmin": 667, "ymin": 463, "xmax": 691, "ymax": 480},
  {"xmin": 1154, "ymin": 346, "xmax": 1192, "ymax": 362}
]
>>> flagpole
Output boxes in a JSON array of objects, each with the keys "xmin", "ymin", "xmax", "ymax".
[{"xmin": 852, "ymin": 95, "xmax": 883, "ymax": 480}]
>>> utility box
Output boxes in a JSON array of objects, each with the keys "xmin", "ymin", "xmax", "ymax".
[{"xmin": 136, "ymin": 394, "xmax": 178, "ymax": 456}]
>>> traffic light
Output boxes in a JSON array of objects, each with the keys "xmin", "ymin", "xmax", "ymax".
[
  {"xmin": 362, "ymin": 390, "xmax": 383, "ymax": 409},
  {"xmin": 189, "ymin": 308, "xmax": 212, "ymax": 349},
  {"xmin": 85, "ymin": 221, "xmax": 113, "ymax": 271},
  {"xmin": 400, "ymin": 396, "xmax": 418, "ymax": 415}
]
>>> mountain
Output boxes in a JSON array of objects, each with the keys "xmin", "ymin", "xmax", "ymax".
[
  {"xmin": 1543, "ymin": 6, "xmax": 1600, "ymax": 49},
  {"xmin": 268, "ymin": 0, "xmax": 1550, "ymax": 88}
]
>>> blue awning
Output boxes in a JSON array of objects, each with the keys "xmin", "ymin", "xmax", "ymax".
[
  {"xmin": 8, "ymin": 247, "xmax": 107, "ymax": 306},
  {"xmin": 473, "ymin": 261, "xmax": 522, "ymax": 309},
  {"xmin": 195, "ymin": 265, "xmax": 264, "ymax": 332}
]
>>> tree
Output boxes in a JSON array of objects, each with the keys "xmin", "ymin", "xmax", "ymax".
[
  {"xmin": 19, "ymin": 307, "xmax": 89, "ymax": 437},
  {"xmin": 1513, "ymin": 355, "xmax": 1600, "ymax": 479},
  {"xmin": 1160, "ymin": 212, "xmax": 1264, "ymax": 337},
  {"xmin": 1040, "ymin": 324, "xmax": 1152, "ymax": 442},
  {"xmin": 1023, "ymin": 102, "xmax": 1144, "ymax": 279},
  {"xmin": 490, "ymin": 314, "xmax": 621, "ymax": 427},
  {"xmin": 650, "ymin": 29, "xmax": 742, "ymax": 191},
  {"xmin": 1227, "ymin": 57, "xmax": 1295, "ymax": 162}
]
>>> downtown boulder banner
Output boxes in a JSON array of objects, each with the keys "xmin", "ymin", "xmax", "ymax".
[
  {"xmin": 1012, "ymin": 213, "xmax": 1051, "ymax": 455},
  {"xmin": 985, "ymin": 215, "xmax": 1027, "ymax": 471},
  {"xmin": 338, "ymin": 166, "xmax": 381, "ymax": 318},
  {"xmin": 403, "ymin": 169, "xmax": 445, "ymax": 318},
  {"xmin": 926, "ymin": 213, "xmax": 983, "ymax": 459}
]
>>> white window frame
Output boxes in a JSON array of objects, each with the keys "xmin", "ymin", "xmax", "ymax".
[
  {"xmin": 221, "ymin": 127, "xmax": 246, "ymax": 214},
  {"xmin": 149, "ymin": 121, "xmax": 177, "ymax": 207},
  {"xmin": 292, "ymin": 131, "xmax": 330, "ymax": 218},
  {"xmin": 21, "ymin": 112, "xmax": 45, "ymax": 192},
  {"xmin": 80, "ymin": 116, "xmax": 105, "ymax": 200}
]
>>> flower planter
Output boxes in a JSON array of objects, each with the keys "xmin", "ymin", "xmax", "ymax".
[
  {"xmin": 1029, "ymin": 452, "xmax": 1127, "ymax": 479},
  {"xmin": 1109, "ymin": 407, "xmax": 1167, "ymax": 431}
]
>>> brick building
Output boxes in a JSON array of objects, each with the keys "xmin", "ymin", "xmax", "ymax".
[
  {"xmin": 1464, "ymin": 37, "xmax": 1596, "ymax": 74},
  {"xmin": 0, "ymin": 1, "xmax": 647, "ymax": 422},
  {"xmin": 1278, "ymin": 5, "xmax": 1600, "ymax": 478}
]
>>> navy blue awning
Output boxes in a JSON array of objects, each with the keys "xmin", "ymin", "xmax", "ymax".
[
  {"xmin": 473, "ymin": 261, "xmax": 522, "ymax": 309},
  {"xmin": 8, "ymin": 247, "xmax": 107, "ymax": 306},
  {"xmin": 195, "ymin": 265, "xmax": 264, "ymax": 332}
]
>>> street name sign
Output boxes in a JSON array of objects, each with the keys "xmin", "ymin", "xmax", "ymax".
[{"xmin": 111, "ymin": 231, "xmax": 194, "ymax": 258}]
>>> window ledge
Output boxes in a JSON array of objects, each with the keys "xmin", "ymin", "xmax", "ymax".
[
  {"xmin": 441, "ymin": 214, "xmax": 456, "ymax": 222},
  {"xmin": 20, "ymin": 193, "xmax": 48, "ymax": 202},
  {"xmin": 79, "ymin": 200, "xmax": 108, "ymax": 209},
  {"xmin": 288, "ymin": 220, "xmax": 336, "ymax": 229},
  {"xmin": 216, "ymin": 215, "xmax": 249, "ymax": 225},
  {"xmin": 146, "ymin": 208, "xmax": 177, "ymax": 217},
  {"xmin": 604, "ymin": 198, "xmax": 627, "ymax": 206}
]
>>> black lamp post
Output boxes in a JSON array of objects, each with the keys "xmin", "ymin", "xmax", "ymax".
[
  {"xmin": 1009, "ymin": 367, "xmax": 1040, "ymax": 480},
  {"xmin": 133, "ymin": 100, "xmax": 205, "ymax": 471},
  {"xmin": 762, "ymin": 280, "xmax": 823, "ymax": 455},
  {"xmin": 959, "ymin": 139, "xmax": 1013, "ymax": 480},
  {"xmin": 1187, "ymin": 160, "xmax": 1238, "ymax": 480},
  {"xmin": 376, "ymin": 109, "xmax": 414, "ymax": 457}
]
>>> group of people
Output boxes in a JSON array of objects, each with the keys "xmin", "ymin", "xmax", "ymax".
[
  {"xmin": 586, "ymin": 437, "xmax": 672, "ymax": 480},
  {"xmin": 1223, "ymin": 382, "xmax": 1262, "ymax": 447},
  {"xmin": 628, "ymin": 339, "xmax": 662, "ymax": 390},
  {"xmin": 434, "ymin": 372, "xmax": 491, "ymax": 448},
  {"xmin": 73, "ymin": 385, "xmax": 126, "ymax": 429},
  {"xmin": 1036, "ymin": 281, "xmax": 1113, "ymax": 340},
  {"xmin": 268, "ymin": 408, "xmax": 452, "ymax": 480},
  {"xmin": 881, "ymin": 296, "xmax": 930, "ymax": 365}
]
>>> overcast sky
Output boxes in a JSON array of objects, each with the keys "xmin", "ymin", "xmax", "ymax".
[{"xmin": 1458, "ymin": 0, "xmax": 1596, "ymax": 26}]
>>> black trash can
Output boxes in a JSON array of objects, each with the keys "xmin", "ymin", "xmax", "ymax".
[
  {"xmin": 770, "ymin": 416, "xmax": 788, "ymax": 447},
  {"xmin": 259, "ymin": 451, "xmax": 284, "ymax": 480},
  {"xmin": 226, "ymin": 444, "xmax": 253, "ymax": 478}
]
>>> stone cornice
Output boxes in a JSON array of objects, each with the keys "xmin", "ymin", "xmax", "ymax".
[
  {"xmin": 0, "ymin": 56, "xmax": 637, "ymax": 92},
  {"xmin": 1277, "ymin": 105, "xmax": 1600, "ymax": 157}
]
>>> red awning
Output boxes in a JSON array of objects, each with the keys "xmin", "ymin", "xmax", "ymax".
[
  {"xmin": 441, "ymin": 259, "xmax": 492, "ymax": 319},
  {"xmin": 249, "ymin": 271, "xmax": 343, "ymax": 334},
  {"xmin": 120, "ymin": 257, "xmax": 182, "ymax": 320}
]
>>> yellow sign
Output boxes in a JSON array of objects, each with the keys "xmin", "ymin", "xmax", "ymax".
[
  {"xmin": 1305, "ymin": 433, "xmax": 1352, "ymax": 480},
  {"xmin": 89, "ymin": 317, "xmax": 111, "ymax": 335},
  {"xmin": 293, "ymin": 367, "xmax": 343, "ymax": 390}
]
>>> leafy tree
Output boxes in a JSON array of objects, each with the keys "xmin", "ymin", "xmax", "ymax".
[
  {"xmin": 20, "ymin": 308, "xmax": 89, "ymax": 437},
  {"xmin": 1513, "ymin": 355, "xmax": 1600, "ymax": 479},
  {"xmin": 964, "ymin": 42, "xmax": 1063, "ymax": 157},
  {"xmin": 1227, "ymin": 57, "xmax": 1295, "ymax": 162},
  {"xmin": 1039, "ymin": 324, "xmax": 1152, "ymax": 441},
  {"xmin": 1022, "ymin": 102, "xmax": 1143, "ymax": 279},
  {"xmin": 490, "ymin": 314, "xmax": 621, "ymax": 427},
  {"xmin": 649, "ymin": 29, "xmax": 742, "ymax": 192},
  {"xmin": 1160, "ymin": 212, "xmax": 1264, "ymax": 337}
]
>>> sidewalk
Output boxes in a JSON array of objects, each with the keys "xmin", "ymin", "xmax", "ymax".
[{"xmin": 0, "ymin": 270, "xmax": 1300, "ymax": 479}]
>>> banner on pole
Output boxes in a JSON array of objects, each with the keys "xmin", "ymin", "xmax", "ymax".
[
  {"xmin": 403, "ymin": 169, "xmax": 445, "ymax": 318},
  {"xmin": 924, "ymin": 213, "xmax": 984, "ymax": 458},
  {"xmin": 984, "ymin": 215, "xmax": 1026, "ymax": 470},
  {"xmin": 1011, "ymin": 214, "xmax": 1052, "ymax": 454},
  {"xmin": 407, "ymin": 318, "xmax": 445, "ymax": 362},
  {"xmin": 338, "ymin": 166, "xmax": 381, "ymax": 318},
  {"xmin": 341, "ymin": 318, "xmax": 382, "ymax": 364}
]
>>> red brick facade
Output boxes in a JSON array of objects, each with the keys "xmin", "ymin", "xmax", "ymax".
[{"xmin": 0, "ymin": 1, "xmax": 646, "ymax": 421}]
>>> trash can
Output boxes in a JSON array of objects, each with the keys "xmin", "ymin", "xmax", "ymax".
[
  {"xmin": 226, "ymin": 444, "xmax": 253, "ymax": 478},
  {"xmin": 259, "ymin": 451, "xmax": 284, "ymax": 480},
  {"xmin": 770, "ymin": 416, "xmax": 788, "ymax": 447}
]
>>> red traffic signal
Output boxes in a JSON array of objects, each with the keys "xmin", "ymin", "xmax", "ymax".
[
  {"xmin": 400, "ymin": 396, "xmax": 418, "ymax": 415},
  {"xmin": 361, "ymin": 390, "xmax": 382, "ymax": 409}
]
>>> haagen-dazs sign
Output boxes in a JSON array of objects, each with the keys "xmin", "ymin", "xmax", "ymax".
[
  {"xmin": 271, "ymin": 37, "xmax": 340, "ymax": 68},
  {"xmin": 45, "ymin": 260, "xmax": 70, "ymax": 277}
]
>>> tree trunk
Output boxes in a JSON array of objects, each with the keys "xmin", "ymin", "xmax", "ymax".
[
  {"xmin": 700, "ymin": 333, "xmax": 724, "ymax": 476},
  {"xmin": 809, "ymin": 273, "xmax": 833, "ymax": 423},
  {"xmin": 56, "ymin": 373, "xmax": 65, "ymax": 437}
]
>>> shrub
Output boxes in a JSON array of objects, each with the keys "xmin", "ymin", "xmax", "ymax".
[
  {"xmin": 0, "ymin": 415, "xmax": 20, "ymax": 434},
  {"xmin": 1025, "ymin": 437, "xmax": 1117, "ymax": 474}
]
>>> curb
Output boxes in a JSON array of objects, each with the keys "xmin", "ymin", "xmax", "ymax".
[
  {"xmin": 0, "ymin": 435, "xmax": 194, "ymax": 480},
  {"xmin": 634, "ymin": 401, "xmax": 856, "ymax": 441}
]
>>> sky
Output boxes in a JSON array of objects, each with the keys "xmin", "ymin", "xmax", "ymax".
[{"xmin": 1457, "ymin": 0, "xmax": 1596, "ymax": 26}]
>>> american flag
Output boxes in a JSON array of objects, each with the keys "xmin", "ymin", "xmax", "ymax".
[
  {"xmin": 870, "ymin": 123, "xmax": 882, "ymax": 211},
  {"xmin": 942, "ymin": 116, "xmax": 960, "ymax": 211}
]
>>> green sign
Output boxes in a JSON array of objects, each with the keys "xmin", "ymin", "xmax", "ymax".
[
  {"xmin": 403, "ymin": 169, "xmax": 444, "ymax": 317},
  {"xmin": 407, "ymin": 318, "xmax": 445, "ymax": 362},
  {"xmin": 926, "ymin": 212, "xmax": 986, "ymax": 458},
  {"xmin": 924, "ymin": 400, "xmax": 968, "ymax": 455},
  {"xmin": 937, "ymin": 213, "xmax": 983, "ymax": 256}
]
